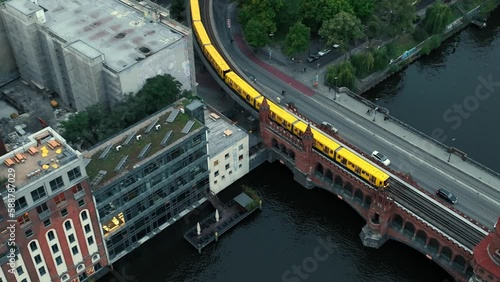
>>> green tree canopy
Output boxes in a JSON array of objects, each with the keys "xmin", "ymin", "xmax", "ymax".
[
  {"xmin": 170, "ymin": 0, "xmax": 185, "ymax": 21},
  {"xmin": 319, "ymin": 11, "xmax": 365, "ymax": 52},
  {"xmin": 300, "ymin": 0, "xmax": 354, "ymax": 33},
  {"xmin": 424, "ymin": 2, "xmax": 452, "ymax": 35},
  {"xmin": 372, "ymin": 47, "xmax": 389, "ymax": 71},
  {"xmin": 239, "ymin": 0, "xmax": 284, "ymax": 40},
  {"xmin": 284, "ymin": 22, "xmax": 311, "ymax": 56},
  {"xmin": 244, "ymin": 19, "xmax": 270, "ymax": 48},
  {"xmin": 348, "ymin": 0, "xmax": 375, "ymax": 20},
  {"xmin": 326, "ymin": 61, "xmax": 356, "ymax": 89},
  {"xmin": 350, "ymin": 52, "xmax": 375, "ymax": 77},
  {"xmin": 380, "ymin": 0, "xmax": 416, "ymax": 35}
]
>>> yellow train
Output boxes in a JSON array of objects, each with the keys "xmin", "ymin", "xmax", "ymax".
[{"xmin": 189, "ymin": 0, "xmax": 389, "ymax": 189}]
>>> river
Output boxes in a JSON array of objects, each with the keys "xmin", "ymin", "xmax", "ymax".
[{"xmin": 100, "ymin": 7, "xmax": 500, "ymax": 282}]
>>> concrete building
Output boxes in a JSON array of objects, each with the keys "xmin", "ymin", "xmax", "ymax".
[
  {"xmin": 203, "ymin": 105, "xmax": 249, "ymax": 194},
  {"xmin": 0, "ymin": 127, "xmax": 109, "ymax": 282},
  {"xmin": 83, "ymin": 101, "xmax": 209, "ymax": 263},
  {"xmin": 1, "ymin": 0, "xmax": 194, "ymax": 111}
]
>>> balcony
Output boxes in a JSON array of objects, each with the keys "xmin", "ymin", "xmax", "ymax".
[
  {"xmin": 38, "ymin": 209, "xmax": 51, "ymax": 220},
  {"xmin": 73, "ymin": 189, "xmax": 85, "ymax": 200}
]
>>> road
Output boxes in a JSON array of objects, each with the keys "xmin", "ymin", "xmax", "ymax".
[{"xmin": 210, "ymin": 0, "xmax": 499, "ymax": 229}]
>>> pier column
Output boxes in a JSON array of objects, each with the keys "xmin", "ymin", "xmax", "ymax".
[{"xmin": 360, "ymin": 191, "xmax": 393, "ymax": 249}]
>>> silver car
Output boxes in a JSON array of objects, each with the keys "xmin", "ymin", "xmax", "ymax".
[{"xmin": 371, "ymin": 151, "xmax": 390, "ymax": 166}]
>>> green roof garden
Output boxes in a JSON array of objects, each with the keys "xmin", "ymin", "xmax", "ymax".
[{"xmin": 85, "ymin": 109, "xmax": 202, "ymax": 189}]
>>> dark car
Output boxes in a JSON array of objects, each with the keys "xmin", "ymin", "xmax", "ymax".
[
  {"xmin": 436, "ymin": 189, "xmax": 458, "ymax": 204},
  {"xmin": 306, "ymin": 54, "xmax": 319, "ymax": 63}
]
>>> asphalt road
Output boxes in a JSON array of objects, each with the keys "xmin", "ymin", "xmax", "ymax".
[{"xmin": 212, "ymin": 0, "xmax": 499, "ymax": 229}]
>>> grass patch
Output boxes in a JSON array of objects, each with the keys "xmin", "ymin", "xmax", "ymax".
[{"xmin": 386, "ymin": 34, "xmax": 417, "ymax": 59}]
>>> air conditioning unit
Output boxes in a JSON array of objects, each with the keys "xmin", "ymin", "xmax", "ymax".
[
  {"xmin": 116, "ymin": 145, "xmax": 122, "ymax": 151},
  {"xmin": 155, "ymin": 124, "xmax": 161, "ymax": 130},
  {"xmin": 136, "ymin": 135, "xmax": 142, "ymax": 140}
]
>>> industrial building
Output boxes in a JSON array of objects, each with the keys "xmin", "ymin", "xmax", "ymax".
[
  {"xmin": 0, "ymin": 127, "xmax": 109, "ymax": 282},
  {"xmin": 84, "ymin": 101, "xmax": 209, "ymax": 263},
  {"xmin": 198, "ymin": 103, "xmax": 249, "ymax": 194},
  {"xmin": 0, "ymin": 0, "xmax": 195, "ymax": 111}
]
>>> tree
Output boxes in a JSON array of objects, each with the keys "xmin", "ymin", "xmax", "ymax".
[
  {"xmin": 170, "ymin": 0, "xmax": 185, "ymax": 21},
  {"xmin": 365, "ymin": 16, "xmax": 382, "ymax": 43},
  {"xmin": 60, "ymin": 104, "xmax": 105, "ymax": 147},
  {"xmin": 348, "ymin": 0, "xmax": 375, "ymax": 21},
  {"xmin": 380, "ymin": 0, "xmax": 415, "ymax": 36},
  {"xmin": 301, "ymin": 0, "xmax": 354, "ymax": 33},
  {"xmin": 239, "ymin": 0, "xmax": 283, "ymax": 36},
  {"xmin": 424, "ymin": 2, "xmax": 452, "ymax": 35},
  {"xmin": 350, "ymin": 52, "xmax": 374, "ymax": 77},
  {"xmin": 326, "ymin": 61, "xmax": 356, "ymax": 89},
  {"xmin": 284, "ymin": 22, "xmax": 311, "ymax": 56},
  {"xmin": 372, "ymin": 47, "xmax": 389, "ymax": 71},
  {"xmin": 319, "ymin": 11, "xmax": 365, "ymax": 53},
  {"xmin": 244, "ymin": 19, "xmax": 270, "ymax": 48}
]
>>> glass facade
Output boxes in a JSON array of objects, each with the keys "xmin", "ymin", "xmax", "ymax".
[{"xmin": 93, "ymin": 131, "xmax": 209, "ymax": 260}]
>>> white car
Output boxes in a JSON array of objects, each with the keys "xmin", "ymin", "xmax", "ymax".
[
  {"xmin": 372, "ymin": 151, "xmax": 390, "ymax": 166},
  {"xmin": 318, "ymin": 49, "xmax": 331, "ymax": 57}
]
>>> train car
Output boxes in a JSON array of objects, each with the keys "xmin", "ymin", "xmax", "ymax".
[
  {"xmin": 312, "ymin": 129, "xmax": 341, "ymax": 156},
  {"xmin": 225, "ymin": 72, "xmax": 262, "ymax": 105},
  {"xmin": 268, "ymin": 102, "xmax": 299, "ymax": 132},
  {"xmin": 204, "ymin": 45, "xmax": 231, "ymax": 78},
  {"xmin": 335, "ymin": 148, "xmax": 389, "ymax": 188},
  {"xmin": 190, "ymin": 0, "xmax": 201, "ymax": 22},
  {"xmin": 193, "ymin": 21, "xmax": 211, "ymax": 46}
]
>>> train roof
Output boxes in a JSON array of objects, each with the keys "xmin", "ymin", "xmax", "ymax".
[
  {"xmin": 190, "ymin": 0, "xmax": 201, "ymax": 22},
  {"xmin": 193, "ymin": 21, "xmax": 211, "ymax": 45},
  {"xmin": 205, "ymin": 45, "xmax": 230, "ymax": 72},
  {"xmin": 311, "ymin": 128, "xmax": 341, "ymax": 150},
  {"xmin": 336, "ymin": 148, "xmax": 390, "ymax": 180}
]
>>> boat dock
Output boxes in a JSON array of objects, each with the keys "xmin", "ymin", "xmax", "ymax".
[{"xmin": 184, "ymin": 192, "xmax": 261, "ymax": 253}]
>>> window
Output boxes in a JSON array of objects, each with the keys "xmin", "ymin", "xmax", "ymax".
[
  {"xmin": 55, "ymin": 256, "xmax": 63, "ymax": 265},
  {"xmin": 214, "ymin": 170, "xmax": 219, "ymax": 177},
  {"xmin": 225, "ymin": 164, "xmax": 230, "ymax": 170},
  {"xmin": 61, "ymin": 274, "xmax": 69, "ymax": 282},
  {"xmin": 43, "ymin": 219, "xmax": 51, "ymax": 227},
  {"xmin": 29, "ymin": 241, "xmax": 37, "ymax": 251},
  {"xmin": 239, "ymin": 154, "xmax": 244, "ymax": 161},
  {"xmin": 77, "ymin": 264, "xmax": 85, "ymax": 272},
  {"xmin": 78, "ymin": 199, "xmax": 85, "ymax": 207},
  {"xmin": 68, "ymin": 234, "xmax": 75, "ymax": 243},
  {"xmin": 15, "ymin": 197, "xmax": 28, "ymax": 210},
  {"xmin": 34, "ymin": 254, "xmax": 42, "ymax": 264},
  {"xmin": 17, "ymin": 213, "xmax": 30, "ymax": 226},
  {"xmin": 239, "ymin": 164, "xmax": 242, "ymax": 168},
  {"xmin": 64, "ymin": 221, "xmax": 72, "ymax": 231},
  {"xmin": 221, "ymin": 175, "xmax": 225, "ymax": 180},
  {"xmin": 38, "ymin": 266, "xmax": 46, "ymax": 276},
  {"xmin": 214, "ymin": 180, "xmax": 218, "ymax": 184},
  {"xmin": 72, "ymin": 183, "xmax": 84, "ymax": 194},
  {"xmin": 54, "ymin": 192, "xmax": 67, "ymax": 206},
  {"xmin": 81, "ymin": 211, "xmax": 88, "ymax": 221},
  {"xmin": 51, "ymin": 244, "xmax": 59, "ymax": 253},
  {"xmin": 48, "ymin": 231, "xmax": 55, "ymax": 241},
  {"xmin": 84, "ymin": 224, "xmax": 91, "ymax": 233},
  {"xmin": 25, "ymin": 229, "xmax": 33, "ymax": 238},
  {"xmin": 49, "ymin": 176, "xmax": 64, "ymax": 191},
  {"xmin": 92, "ymin": 254, "xmax": 100, "ymax": 262},
  {"xmin": 213, "ymin": 160, "xmax": 219, "ymax": 166},
  {"xmin": 67, "ymin": 167, "xmax": 82, "ymax": 181},
  {"xmin": 31, "ymin": 187, "xmax": 46, "ymax": 202},
  {"xmin": 87, "ymin": 236, "xmax": 94, "ymax": 245},
  {"xmin": 71, "ymin": 246, "xmax": 79, "ymax": 255},
  {"xmin": 16, "ymin": 266, "xmax": 23, "ymax": 275},
  {"xmin": 225, "ymin": 153, "xmax": 229, "ymax": 159},
  {"xmin": 239, "ymin": 144, "xmax": 243, "ymax": 150},
  {"xmin": 21, "ymin": 279, "xmax": 27, "ymax": 282},
  {"xmin": 61, "ymin": 209, "xmax": 68, "ymax": 217},
  {"xmin": 229, "ymin": 170, "xmax": 232, "ymax": 175},
  {"xmin": 36, "ymin": 203, "xmax": 49, "ymax": 214}
]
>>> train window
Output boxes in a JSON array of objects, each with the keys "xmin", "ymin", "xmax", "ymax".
[
  {"xmin": 355, "ymin": 167, "xmax": 361, "ymax": 173},
  {"xmin": 246, "ymin": 95, "xmax": 250, "ymax": 101},
  {"xmin": 341, "ymin": 158, "xmax": 347, "ymax": 165}
]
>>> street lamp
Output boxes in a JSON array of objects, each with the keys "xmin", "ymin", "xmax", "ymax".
[
  {"xmin": 334, "ymin": 77, "xmax": 338, "ymax": 100},
  {"xmin": 269, "ymin": 48, "xmax": 273, "ymax": 60},
  {"xmin": 372, "ymin": 98, "xmax": 379, "ymax": 122},
  {"xmin": 447, "ymin": 138, "xmax": 456, "ymax": 162}
]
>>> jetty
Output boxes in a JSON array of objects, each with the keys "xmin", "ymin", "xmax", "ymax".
[{"xmin": 184, "ymin": 192, "xmax": 261, "ymax": 253}]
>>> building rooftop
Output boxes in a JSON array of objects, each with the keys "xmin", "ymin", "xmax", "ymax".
[
  {"xmin": 0, "ymin": 127, "xmax": 78, "ymax": 191},
  {"xmin": 84, "ymin": 105, "xmax": 203, "ymax": 189},
  {"xmin": 205, "ymin": 107, "xmax": 247, "ymax": 157},
  {"xmin": 8, "ymin": 0, "xmax": 184, "ymax": 72}
]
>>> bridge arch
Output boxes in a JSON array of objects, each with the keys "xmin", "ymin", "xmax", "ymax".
[
  {"xmin": 391, "ymin": 214, "xmax": 404, "ymax": 229},
  {"xmin": 354, "ymin": 189, "xmax": 363, "ymax": 203},
  {"xmin": 271, "ymin": 138, "xmax": 278, "ymax": 148},
  {"xmin": 415, "ymin": 230, "xmax": 427, "ymax": 245},
  {"xmin": 364, "ymin": 195, "xmax": 371, "ymax": 207},
  {"xmin": 325, "ymin": 169, "xmax": 333, "ymax": 183},
  {"xmin": 334, "ymin": 175, "xmax": 343, "ymax": 187},
  {"xmin": 403, "ymin": 222, "xmax": 415, "ymax": 237},
  {"xmin": 315, "ymin": 163, "xmax": 324, "ymax": 176},
  {"xmin": 343, "ymin": 182, "xmax": 353, "ymax": 196},
  {"xmin": 452, "ymin": 254, "xmax": 466, "ymax": 270},
  {"xmin": 427, "ymin": 238, "xmax": 440, "ymax": 254},
  {"xmin": 440, "ymin": 246, "xmax": 452, "ymax": 262},
  {"xmin": 371, "ymin": 212, "xmax": 380, "ymax": 224},
  {"xmin": 287, "ymin": 149, "xmax": 295, "ymax": 160},
  {"xmin": 280, "ymin": 143, "xmax": 287, "ymax": 154}
]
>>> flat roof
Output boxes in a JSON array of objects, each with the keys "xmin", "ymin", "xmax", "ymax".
[
  {"xmin": 5, "ymin": 0, "xmax": 41, "ymax": 15},
  {"xmin": 205, "ymin": 108, "xmax": 247, "ymax": 157},
  {"xmin": 15, "ymin": 0, "xmax": 184, "ymax": 72},
  {"xmin": 84, "ymin": 106, "xmax": 203, "ymax": 190},
  {"xmin": 0, "ymin": 127, "xmax": 78, "ymax": 190}
]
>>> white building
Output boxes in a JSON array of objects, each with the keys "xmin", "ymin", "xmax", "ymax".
[
  {"xmin": 205, "ymin": 107, "xmax": 249, "ymax": 194},
  {"xmin": 1, "ymin": 0, "xmax": 195, "ymax": 111}
]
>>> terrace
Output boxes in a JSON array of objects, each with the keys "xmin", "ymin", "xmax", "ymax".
[
  {"xmin": 0, "ymin": 128, "xmax": 77, "ymax": 191},
  {"xmin": 85, "ymin": 108, "xmax": 202, "ymax": 189}
]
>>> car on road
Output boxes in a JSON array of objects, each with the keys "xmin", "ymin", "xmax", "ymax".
[
  {"xmin": 371, "ymin": 151, "xmax": 390, "ymax": 166},
  {"xmin": 306, "ymin": 54, "xmax": 319, "ymax": 63},
  {"xmin": 436, "ymin": 188, "xmax": 458, "ymax": 204},
  {"xmin": 318, "ymin": 49, "xmax": 331, "ymax": 57}
]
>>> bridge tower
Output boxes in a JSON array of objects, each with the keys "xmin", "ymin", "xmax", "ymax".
[
  {"xmin": 359, "ymin": 191, "xmax": 392, "ymax": 248},
  {"xmin": 294, "ymin": 124, "xmax": 314, "ymax": 188},
  {"xmin": 471, "ymin": 217, "xmax": 500, "ymax": 281}
]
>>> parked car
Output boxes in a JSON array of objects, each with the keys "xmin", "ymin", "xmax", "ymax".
[
  {"xmin": 318, "ymin": 49, "xmax": 331, "ymax": 57},
  {"xmin": 371, "ymin": 151, "xmax": 390, "ymax": 166},
  {"xmin": 306, "ymin": 54, "xmax": 319, "ymax": 63},
  {"xmin": 332, "ymin": 44, "xmax": 340, "ymax": 49},
  {"xmin": 436, "ymin": 189, "xmax": 458, "ymax": 204}
]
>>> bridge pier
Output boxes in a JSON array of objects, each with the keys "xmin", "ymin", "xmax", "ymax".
[{"xmin": 360, "ymin": 225, "xmax": 389, "ymax": 248}]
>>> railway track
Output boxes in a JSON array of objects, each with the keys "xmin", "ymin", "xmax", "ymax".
[{"xmin": 388, "ymin": 180, "xmax": 485, "ymax": 250}]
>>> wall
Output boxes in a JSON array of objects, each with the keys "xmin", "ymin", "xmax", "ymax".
[{"xmin": 0, "ymin": 10, "xmax": 18, "ymax": 85}]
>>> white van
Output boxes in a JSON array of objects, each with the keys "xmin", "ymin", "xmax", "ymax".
[{"xmin": 321, "ymin": 122, "xmax": 338, "ymax": 134}]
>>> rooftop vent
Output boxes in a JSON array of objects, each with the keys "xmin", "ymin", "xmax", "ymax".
[
  {"xmin": 224, "ymin": 130, "xmax": 233, "ymax": 137},
  {"xmin": 139, "ymin": 46, "xmax": 151, "ymax": 56},
  {"xmin": 115, "ymin": 32, "xmax": 126, "ymax": 39}
]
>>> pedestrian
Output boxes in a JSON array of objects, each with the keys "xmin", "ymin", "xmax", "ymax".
[
  {"xmin": 366, "ymin": 109, "xmax": 370, "ymax": 115},
  {"xmin": 328, "ymin": 87, "xmax": 331, "ymax": 92}
]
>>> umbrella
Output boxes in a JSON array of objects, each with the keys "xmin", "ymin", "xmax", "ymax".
[
  {"xmin": 215, "ymin": 209, "xmax": 220, "ymax": 222},
  {"xmin": 197, "ymin": 222, "xmax": 201, "ymax": 236}
]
